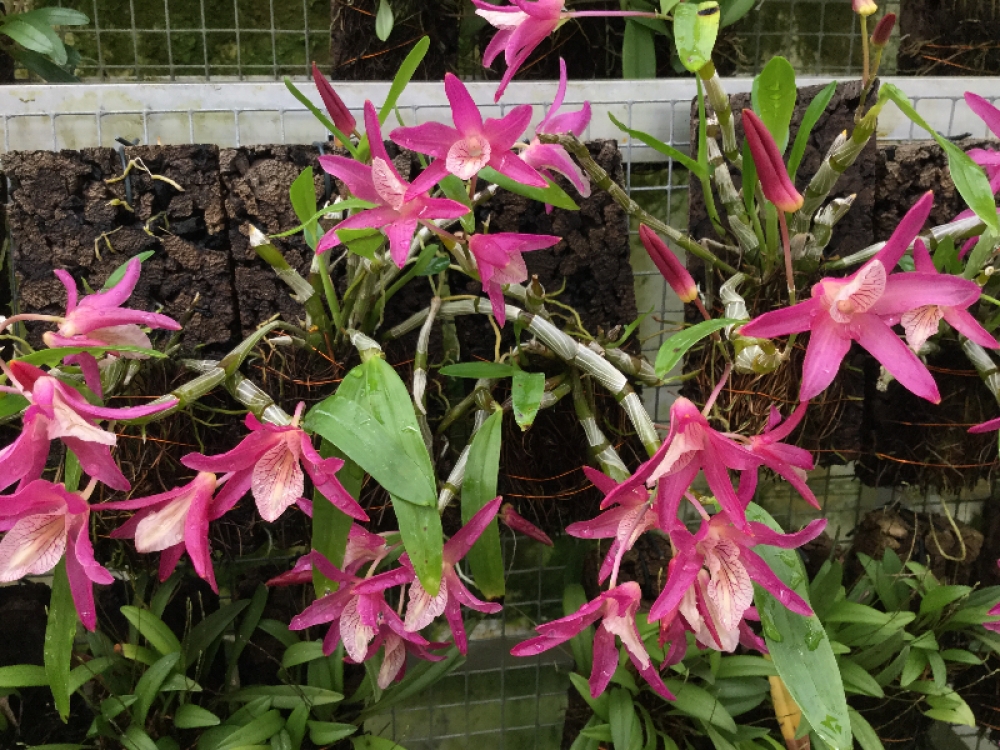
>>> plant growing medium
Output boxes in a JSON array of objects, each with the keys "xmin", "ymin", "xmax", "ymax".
[{"xmin": 1, "ymin": 2, "xmax": 1000, "ymax": 749}]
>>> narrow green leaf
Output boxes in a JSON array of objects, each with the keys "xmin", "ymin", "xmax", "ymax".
[
  {"xmin": 715, "ymin": 655, "xmax": 777, "ymax": 679},
  {"xmin": 18, "ymin": 344, "xmax": 166, "ymax": 367},
  {"xmin": 673, "ymin": 1, "xmax": 720, "ymax": 72},
  {"xmin": 120, "ymin": 726, "xmax": 159, "ymax": 750},
  {"xmin": 609, "ymin": 688, "xmax": 635, "ymax": 750},
  {"xmin": 924, "ymin": 693, "xmax": 976, "ymax": 726},
  {"xmin": 312, "ymin": 441, "xmax": 360, "ymax": 595},
  {"xmin": 308, "ymin": 721, "xmax": 357, "ymax": 744},
  {"xmin": 919, "ymin": 584, "xmax": 972, "ymax": 616},
  {"xmin": 23, "ymin": 8, "xmax": 90, "ymax": 26},
  {"xmin": 218, "ymin": 709, "xmax": 285, "ymax": 749},
  {"xmin": 282, "ymin": 641, "xmax": 326, "ymax": 669},
  {"xmin": 838, "ymin": 660, "xmax": 884, "ymax": 697},
  {"xmin": 751, "ymin": 56, "xmax": 797, "ymax": 153},
  {"xmin": 654, "ymin": 319, "xmax": 741, "ymax": 377},
  {"xmin": 622, "ymin": 20, "xmax": 656, "ymax": 79},
  {"xmin": 102, "ymin": 251, "xmax": 156, "ymax": 290},
  {"xmin": 462, "ymin": 409, "xmax": 505, "ymax": 599},
  {"xmin": 607, "ymin": 112, "xmax": 705, "ymax": 178},
  {"xmin": 377, "ymin": 36, "xmax": 429, "ymax": 125},
  {"xmin": 228, "ymin": 685, "xmax": 343, "ymax": 709},
  {"xmin": 283, "ymin": 78, "xmax": 359, "ymax": 159},
  {"xmin": 181, "ymin": 600, "xmax": 251, "ymax": 670},
  {"xmin": 1, "ymin": 16, "xmax": 60, "ymax": 60},
  {"xmin": 787, "ymin": 81, "xmax": 837, "ymax": 181},
  {"xmin": 285, "ymin": 703, "xmax": 309, "ymax": 750},
  {"xmin": 393, "ymin": 498, "xmax": 444, "ymax": 598},
  {"xmin": 67, "ymin": 656, "xmax": 114, "ymax": 695},
  {"xmin": 569, "ymin": 672, "xmax": 609, "ymax": 721},
  {"xmin": 174, "ymin": 703, "xmax": 221, "ymax": 729},
  {"xmin": 847, "ymin": 708, "xmax": 884, "ymax": 750},
  {"xmin": 12, "ymin": 45, "xmax": 79, "ymax": 81},
  {"xmin": 120, "ymin": 606, "xmax": 182, "ymax": 658},
  {"xmin": 289, "ymin": 167, "xmax": 319, "ymax": 249},
  {"xmin": 0, "ymin": 664, "xmax": 49, "ymax": 687},
  {"xmin": 375, "ymin": 0, "xmax": 394, "ymax": 41},
  {"xmin": 881, "ymin": 83, "xmax": 1000, "ymax": 234},
  {"xmin": 44, "ymin": 561, "xmax": 77, "ymax": 722},
  {"xmin": 478, "ymin": 167, "xmax": 580, "ymax": 211},
  {"xmin": 132, "ymin": 652, "xmax": 181, "ymax": 727},
  {"xmin": 747, "ymin": 504, "xmax": 851, "ymax": 750},
  {"xmin": 941, "ymin": 648, "xmax": 981, "ymax": 665},
  {"xmin": 720, "ymin": 0, "xmax": 756, "ymax": 26},
  {"xmin": 664, "ymin": 679, "xmax": 737, "ymax": 733},
  {"xmin": 512, "ymin": 370, "xmax": 545, "ymax": 430},
  {"xmin": 440, "ymin": 362, "xmax": 517, "ymax": 379}
]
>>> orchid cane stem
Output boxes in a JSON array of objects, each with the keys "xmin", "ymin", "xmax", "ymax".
[{"xmin": 779, "ymin": 211, "xmax": 796, "ymax": 306}]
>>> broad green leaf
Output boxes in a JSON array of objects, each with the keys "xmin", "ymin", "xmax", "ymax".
[
  {"xmin": 11, "ymin": 45, "xmax": 78, "ymax": 82},
  {"xmin": 609, "ymin": 688, "xmax": 636, "ymax": 750},
  {"xmin": 0, "ymin": 393, "xmax": 28, "ymax": 421},
  {"xmin": 838, "ymin": 660, "xmax": 884, "ymax": 697},
  {"xmin": 720, "ymin": 0, "xmax": 755, "ymax": 26},
  {"xmin": 24, "ymin": 8, "xmax": 90, "ymax": 26},
  {"xmin": 159, "ymin": 673, "xmax": 200, "ymax": 692},
  {"xmin": 941, "ymin": 648, "xmax": 981, "ymax": 665},
  {"xmin": 312, "ymin": 440, "xmax": 360, "ymax": 595},
  {"xmin": 216, "ymin": 709, "xmax": 284, "ymax": 749},
  {"xmin": 181, "ymin": 600, "xmax": 251, "ymax": 670},
  {"xmin": 282, "ymin": 641, "xmax": 326, "ymax": 669},
  {"xmin": 847, "ymin": 709, "xmax": 883, "ymax": 750},
  {"xmin": 824, "ymin": 601, "xmax": 914, "ymax": 629},
  {"xmin": 512, "ymin": 370, "xmax": 545, "ymax": 430},
  {"xmin": 417, "ymin": 256, "xmax": 451, "ymax": 276},
  {"xmin": 121, "ymin": 606, "xmax": 182, "ymax": 658},
  {"xmin": 622, "ymin": 20, "xmax": 656, "ymax": 79},
  {"xmin": 44, "ymin": 561, "xmax": 77, "ymax": 721},
  {"xmin": 132, "ymin": 652, "xmax": 181, "ymax": 727},
  {"xmin": 120, "ymin": 726, "xmax": 159, "ymax": 750},
  {"xmin": 102, "ymin": 251, "xmax": 156, "ymax": 290},
  {"xmin": 654, "ymin": 319, "xmax": 741, "ymax": 377},
  {"xmin": 377, "ymin": 36, "xmax": 429, "ymax": 125},
  {"xmin": 289, "ymin": 167, "xmax": 319, "ymax": 249},
  {"xmin": 478, "ymin": 167, "xmax": 580, "ymax": 210},
  {"xmin": 462, "ymin": 409, "xmax": 505, "ymax": 599},
  {"xmin": 0, "ymin": 664, "xmax": 48, "ymax": 687},
  {"xmin": 751, "ymin": 56, "xmax": 797, "ymax": 153},
  {"xmin": 1, "ymin": 15, "xmax": 62, "ymax": 61},
  {"xmin": 308, "ymin": 721, "xmax": 357, "ymax": 744},
  {"xmin": 919, "ymin": 584, "xmax": 972, "ymax": 616},
  {"xmin": 715, "ymin": 655, "xmax": 777, "ymax": 679},
  {"xmin": 748, "ymin": 504, "xmax": 851, "ymax": 750},
  {"xmin": 174, "ymin": 704, "xmax": 221, "ymax": 729},
  {"xmin": 607, "ymin": 112, "xmax": 705, "ymax": 178},
  {"xmin": 228, "ymin": 685, "xmax": 343, "ymax": 709},
  {"xmin": 787, "ymin": 81, "xmax": 837, "ymax": 181},
  {"xmin": 673, "ymin": 2, "xmax": 720, "ymax": 73},
  {"xmin": 808, "ymin": 560, "xmax": 843, "ymax": 620},
  {"xmin": 440, "ymin": 362, "xmax": 517, "ymax": 379},
  {"xmin": 664, "ymin": 679, "xmax": 737, "ymax": 733},
  {"xmin": 375, "ymin": 0, "xmax": 394, "ymax": 41},
  {"xmin": 881, "ymin": 83, "xmax": 1000, "ymax": 235}
]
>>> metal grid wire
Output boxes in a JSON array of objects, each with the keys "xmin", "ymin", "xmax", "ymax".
[
  {"xmin": 25, "ymin": 0, "xmax": 902, "ymax": 81},
  {"xmin": 2, "ymin": 77, "xmax": 999, "ymax": 747}
]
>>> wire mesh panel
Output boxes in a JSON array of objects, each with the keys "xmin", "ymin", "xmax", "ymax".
[{"xmin": 1, "ymin": 76, "xmax": 999, "ymax": 747}]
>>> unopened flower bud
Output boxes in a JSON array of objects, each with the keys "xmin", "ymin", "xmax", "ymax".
[
  {"xmin": 852, "ymin": 0, "xmax": 877, "ymax": 16},
  {"xmin": 742, "ymin": 109, "xmax": 804, "ymax": 213},
  {"xmin": 870, "ymin": 13, "xmax": 896, "ymax": 47},
  {"xmin": 500, "ymin": 503, "xmax": 553, "ymax": 546},
  {"xmin": 638, "ymin": 225, "xmax": 698, "ymax": 303},
  {"xmin": 311, "ymin": 62, "xmax": 356, "ymax": 135}
]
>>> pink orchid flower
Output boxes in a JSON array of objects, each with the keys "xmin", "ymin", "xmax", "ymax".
[
  {"xmin": 288, "ymin": 551, "xmax": 416, "ymax": 660},
  {"xmin": 519, "ymin": 58, "xmax": 592, "ymax": 200},
  {"xmin": 648, "ymin": 511, "xmax": 826, "ymax": 651},
  {"xmin": 511, "ymin": 581, "xmax": 673, "ymax": 700},
  {"xmin": 0, "ymin": 360, "xmax": 177, "ymax": 492},
  {"xmin": 403, "ymin": 497, "xmax": 503, "ymax": 655},
  {"xmin": 266, "ymin": 525, "xmax": 397, "ymax": 587},
  {"xmin": 390, "ymin": 73, "xmax": 547, "ymax": 197},
  {"xmin": 467, "ymin": 232, "xmax": 561, "ymax": 325},
  {"xmin": 182, "ymin": 402, "xmax": 366, "ymax": 524},
  {"xmin": 316, "ymin": 101, "xmax": 468, "ymax": 267},
  {"xmin": 44, "ymin": 259, "xmax": 181, "ymax": 398},
  {"xmin": 98, "ymin": 472, "xmax": 225, "ymax": 592},
  {"xmin": 357, "ymin": 622, "xmax": 449, "ymax": 689},
  {"xmin": 0, "ymin": 479, "xmax": 113, "ymax": 631},
  {"xmin": 741, "ymin": 193, "xmax": 985, "ymax": 403},
  {"xmin": 735, "ymin": 402, "xmax": 819, "ymax": 508},
  {"xmin": 566, "ymin": 467, "xmax": 656, "ymax": 587},
  {"xmin": 899, "ymin": 240, "xmax": 999, "ymax": 352}
]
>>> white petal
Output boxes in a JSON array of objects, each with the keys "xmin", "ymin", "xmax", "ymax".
[
  {"xmin": 48, "ymin": 388, "xmax": 116, "ymax": 446},
  {"xmin": 647, "ymin": 425, "xmax": 704, "ymax": 484},
  {"xmin": 405, "ymin": 579, "xmax": 448, "ymax": 632},
  {"xmin": 702, "ymin": 537, "xmax": 753, "ymax": 632},
  {"xmin": 341, "ymin": 597, "xmax": 376, "ymax": 662},
  {"xmin": 901, "ymin": 305, "xmax": 943, "ymax": 353},
  {"xmin": 0, "ymin": 513, "xmax": 67, "ymax": 580},
  {"xmin": 828, "ymin": 261, "xmax": 886, "ymax": 323},
  {"xmin": 251, "ymin": 440, "xmax": 304, "ymax": 522},
  {"xmin": 475, "ymin": 8, "xmax": 529, "ymax": 29},
  {"xmin": 372, "ymin": 158, "xmax": 407, "ymax": 211},
  {"xmin": 134, "ymin": 496, "xmax": 192, "ymax": 552},
  {"xmin": 446, "ymin": 136, "xmax": 492, "ymax": 180},
  {"xmin": 378, "ymin": 634, "xmax": 406, "ymax": 689}
]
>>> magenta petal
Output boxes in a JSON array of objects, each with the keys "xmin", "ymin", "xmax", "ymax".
[
  {"xmin": 317, "ymin": 155, "xmax": 380, "ymax": 204},
  {"xmin": 54, "ymin": 269, "xmax": 79, "ymax": 312},
  {"xmin": 544, "ymin": 102, "xmax": 592, "ymax": 137},
  {"xmin": 582, "ymin": 465, "xmax": 618, "ymax": 496},
  {"xmin": 483, "ymin": 105, "xmax": 533, "ymax": 150},
  {"xmin": 740, "ymin": 299, "xmax": 818, "ymax": 339},
  {"xmin": 384, "ymin": 218, "xmax": 419, "ymax": 268},
  {"xmin": 747, "ymin": 518, "xmax": 827, "ymax": 549},
  {"xmin": 182, "ymin": 432, "xmax": 273, "ymax": 472},
  {"xmin": 444, "ymin": 497, "xmax": 502, "ymax": 562},
  {"xmin": 871, "ymin": 192, "xmax": 934, "ymax": 271},
  {"xmin": 648, "ymin": 546, "xmax": 702, "ymax": 622},
  {"xmin": 740, "ymin": 549, "xmax": 813, "ymax": 616},
  {"xmin": 184, "ymin": 481, "xmax": 217, "ymax": 592},
  {"xmin": 588, "ymin": 625, "xmax": 619, "ymax": 698},
  {"xmin": 799, "ymin": 316, "xmax": 852, "ymax": 401},
  {"xmin": 967, "ymin": 92, "xmax": 1000, "ymax": 139},
  {"xmin": 63, "ymin": 437, "xmax": 130, "ymax": 491},
  {"xmin": 445, "ymin": 74, "xmax": 485, "ymax": 134},
  {"xmin": 873, "ymin": 274, "xmax": 980, "ymax": 315},
  {"xmin": 854, "ymin": 313, "xmax": 941, "ymax": 403},
  {"xmin": 416, "ymin": 197, "xmax": 471, "ymax": 221},
  {"xmin": 522, "ymin": 143, "xmax": 590, "ymax": 195},
  {"xmin": 489, "ymin": 151, "xmax": 548, "ymax": 187},
  {"xmin": 404, "ymin": 160, "xmax": 450, "ymax": 201},
  {"xmin": 942, "ymin": 307, "xmax": 999, "ymax": 348},
  {"xmin": 390, "ymin": 121, "xmax": 459, "ymax": 160},
  {"xmin": 363, "ymin": 101, "xmax": 391, "ymax": 166},
  {"xmin": 158, "ymin": 544, "xmax": 185, "ymax": 584}
]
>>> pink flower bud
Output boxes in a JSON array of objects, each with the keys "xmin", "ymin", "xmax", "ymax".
[
  {"xmin": 638, "ymin": 225, "xmax": 698, "ymax": 303},
  {"xmin": 870, "ymin": 13, "xmax": 896, "ymax": 47},
  {"xmin": 311, "ymin": 62, "xmax": 356, "ymax": 135},
  {"xmin": 742, "ymin": 109, "xmax": 804, "ymax": 213},
  {"xmin": 852, "ymin": 0, "xmax": 877, "ymax": 16},
  {"xmin": 499, "ymin": 503, "xmax": 553, "ymax": 546}
]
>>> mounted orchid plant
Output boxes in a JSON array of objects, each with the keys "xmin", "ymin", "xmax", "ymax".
[{"xmin": 2, "ymin": 1, "xmax": 1000, "ymax": 749}]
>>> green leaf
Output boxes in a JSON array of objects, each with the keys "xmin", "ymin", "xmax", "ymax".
[
  {"xmin": 1, "ymin": 15, "xmax": 62, "ymax": 62},
  {"xmin": 654, "ymin": 319, "xmax": 741, "ymax": 377},
  {"xmin": 607, "ymin": 112, "xmax": 705, "ymax": 178},
  {"xmin": 715, "ymin": 655, "xmax": 777, "ymax": 679},
  {"xmin": 660, "ymin": 0, "xmax": 681, "ymax": 13},
  {"xmin": 120, "ymin": 606, "xmax": 182, "ymax": 658},
  {"xmin": 941, "ymin": 648, "xmax": 981, "ymax": 665},
  {"xmin": 569, "ymin": 672, "xmax": 609, "ymax": 721},
  {"xmin": 227, "ymin": 586, "xmax": 268, "ymax": 688},
  {"xmin": 919, "ymin": 584, "xmax": 972, "ymax": 616},
  {"xmin": 132, "ymin": 652, "xmax": 181, "ymax": 727},
  {"xmin": 308, "ymin": 721, "xmax": 357, "ymax": 744},
  {"xmin": 787, "ymin": 81, "xmax": 837, "ymax": 182},
  {"xmin": 720, "ymin": 0, "xmax": 756, "ymax": 26},
  {"xmin": 900, "ymin": 645, "xmax": 927, "ymax": 686},
  {"xmin": 174, "ymin": 704, "xmax": 221, "ymax": 729},
  {"xmin": 352, "ymin": 737, "xmax": 412, "ymax": 750},
  {"xmin": 609, "ymin": 688, "xmax": 636, "ymax": 750},
  {"xmin": 312, "ymin": 441, "xmax": 360, "ymax": 594},
  {"xmin": 289, "ymin": 167, "xmax": 319, "ymax": 249},
  {"xmin": 181, "ymin": 600, "xmax": 251, "ymax": 670},
  {"xmin": 0, "ymin": 392, "xmax": 28, "ymax": 421},
  {"xmin": 751, "ymin": 56, "xmax": 797, "ymax": 153},
  {"xmin": 25, "ymin": 8, "xmax": 90, "ymax": 26},
  {"xmin": 120, "ymin": 726, "xmax": 159, "ymax": 750},
  {"xmin": 924, "ymin": 692, "xmax": 976, "ymax": 726},
  {"xmin": 0, "ymin": 664, "xmax": 49, "ymax": 687},
  {"xmin": 17, "ymin": 344, "xmax": 166, "ymax": 368},
  {"xmin": 747, "ymin": 504, "xmax": 851, "ymax": 750},
  {"xmin": 217, "ymin": 709, "xmax": 285, "ymax": 749},
  {"xmin": 377, "ymin": 36, "xmax": 429, "ymax": 125},
  {"xmin": 44, "ymin": 560, "xmax": 77, "ymax": 721},
  {"xmin": 282, "ymin": 641, "xmax": 326, "ymax": 669},
  {"xmin": 478, "ymin": 167, "xmax": 580, "ymax": 211},
  {"xmin": 417, "ymin": 256, "xmax": 451, "ymax": 276},
  {"xmin": 269, "ymin": 200, "xmax": 377, "ymax": 239},
  {"xmin": 512, "ymin": 370, "xmax": 545, "ymax": 430},
  {"xmin": 838, "ymin": 660, "xmax": 884, "ymax": 697},
  {"xmin": 101, "ymin": 251, "xmax": 156, "ymax": 290},
  {"xmin": 228, "ymin": 685, "xmax": 343, "ymax": 709},
  {"xmin": 847, "ymin": 708, "xmax": 884, "ymax": 750},
  {"xmin": 375, "ymin": 0, "xmax": 394, "ymax": 41},
  {"xmin": 673, "ymin": 1, "xmax": 720, "ymax": 73},
  {"xmin": 440, "ymin": 362, "xmax": 517, "ymax": 379},
  {"xmin": 622, "ymin": 20, "xmax": 656, "ymax": 79},
  {"xmin": 67, "ymin": 656, "xmax": 114, "ymax": 695},
  {"xmin": 881, "ymin": 83, "xmax": 1000, "ymax": 235},
  {"xmin": 462, "ymin": 409, "xmax": 505, "ymax": 599},
  {"xmin": 664, "ymin": 679, "xmax": 737, "ymax": 733},
  {"xmin": 283, "ymin": 78, "xmax": 358, "ymax": 159}
]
